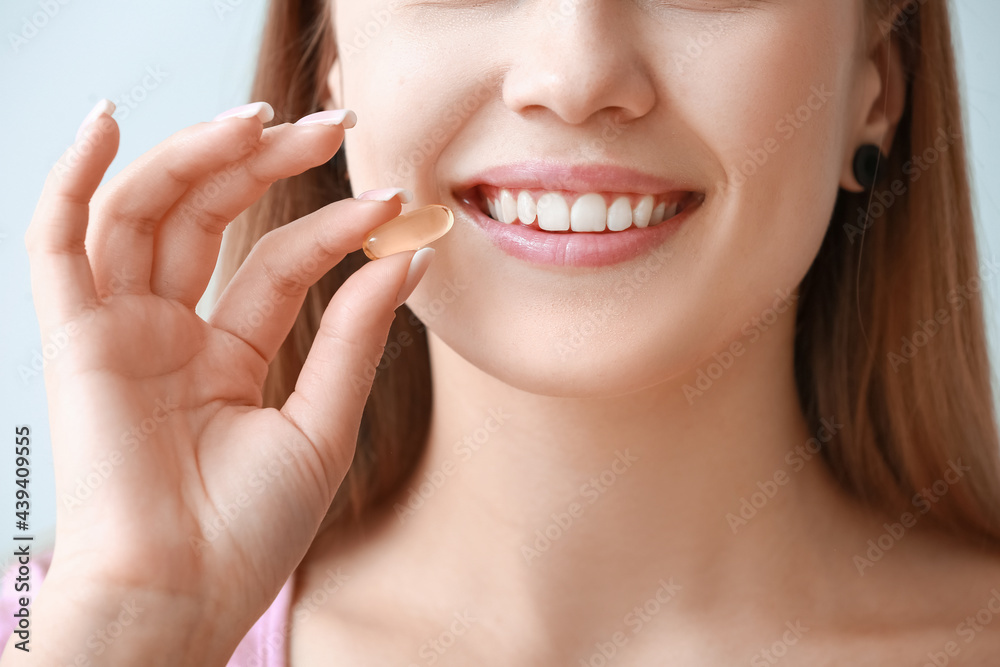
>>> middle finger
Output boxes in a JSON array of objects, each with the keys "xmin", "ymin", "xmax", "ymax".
[{"xmin": 150, "ymin": 113, "xmax": 356, "ymax": 308}]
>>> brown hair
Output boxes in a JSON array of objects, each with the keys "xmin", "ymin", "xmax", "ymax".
[{"xmin": 217, "ymin": 0, "xmax": 1000, "ymax": 545}]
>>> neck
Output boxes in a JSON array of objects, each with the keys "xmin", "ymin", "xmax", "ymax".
[{"xmin": 334, "ymin": 312, "xmax": 864, "ymax": 646}]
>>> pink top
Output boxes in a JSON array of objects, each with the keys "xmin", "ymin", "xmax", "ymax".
[{"xmin": 0, "ymin": 549, "xmax": 295, "ymax": 666}]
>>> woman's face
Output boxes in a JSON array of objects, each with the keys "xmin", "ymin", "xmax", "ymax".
[{"xmin": 327, "ymin": 0, "xmax": 870, "ymax": 397}]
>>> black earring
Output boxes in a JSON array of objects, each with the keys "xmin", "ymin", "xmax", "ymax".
[{"xmin": 852, "ymin": 144, "xmax": 884, "ymax": 190}]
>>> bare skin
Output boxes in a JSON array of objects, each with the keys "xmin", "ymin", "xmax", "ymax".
[
  {"xmin": 1, "ymin": 110, "xmax": 429, "ymax": 665},
  {"xmin": 287, "ymin": 333, "xmax": 1000, "ymax": 666},
  {"xmin": 6, "ymin": 0, "xmax": 1000, "ymax": 665},
  {"xmin": 286, "ymin": 0, "xmax": 1000, "ymax": 664}
]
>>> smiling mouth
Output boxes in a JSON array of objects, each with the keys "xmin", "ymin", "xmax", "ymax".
[{"xmin": 457, "ymin": 185, "xmax": 704, "ymax": 233}]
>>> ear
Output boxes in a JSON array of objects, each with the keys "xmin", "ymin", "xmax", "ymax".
[{"xmin": 839, "ymin": 12, "xmax": 908, "ymax": 192}]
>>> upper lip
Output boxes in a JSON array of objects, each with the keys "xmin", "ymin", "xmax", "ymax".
[{"xmin": 452, "ymin": 160, "xmax": 701, "ymax": 197}]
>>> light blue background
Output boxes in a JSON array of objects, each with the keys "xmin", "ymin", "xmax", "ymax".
[{"xmin": 1, "ymin": 0, "xmax": 998, "ymax": 565}]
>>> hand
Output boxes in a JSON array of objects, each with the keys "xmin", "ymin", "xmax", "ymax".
[{"xmin": 12, "ymin": 101, "xmax": 428, "ymax": 664}]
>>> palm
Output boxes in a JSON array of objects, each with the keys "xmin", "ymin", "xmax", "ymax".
[
  {"xmin": 27, "ymin": 107, "xmax": 420, "ymax": 634},
  {"xmin": 51, "ymin": 293, "xmax": 323, "ymax": 600}
]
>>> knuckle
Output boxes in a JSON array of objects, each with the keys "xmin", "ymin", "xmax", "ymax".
[
  {"xmin": 254, "ymin": 234, "xmax": 306, "ymax": 297},
  {"xmin": 178, "ymin": 202, "xmax": 232, "ymax": 236},
  {"xmin": 317, "ymin": 310, "xmax": 368, "ymax": 357},
  {"xmin": 96, "ymin": 188, "xmax": 160, "ymax": 235}
]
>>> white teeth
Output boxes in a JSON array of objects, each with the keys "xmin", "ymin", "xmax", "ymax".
[
  {"xmin": 517, "ymin": 190, "xmax": 536, "ymax": 225},
  {"xmin": 657, "ymin": 202, "xmax": 679, "ymax": 226},
  {"xmin": 483, "ymin": 188, "xmax": 688, "ymax": 231},
  {"xmin": 607, "ymin": 196, "xmax": 633, "ymax": 231},
  {"xmin": 632, "ymin": 195, "xmax": 654, "ymax": 228},
  {"xmin": 649, "ymin": 201, "xmax": 666, "ymax": 226},
  {"xmin": 570, "ymin": 193, "xmax": 607, "ymax": 232},
  {"xmin": 499, "ymin": 189, "xmax": 518, "ymax": 224},
  {"xmin": 536, "ymin": 193, "xmax": 570, "ymax": 231}
]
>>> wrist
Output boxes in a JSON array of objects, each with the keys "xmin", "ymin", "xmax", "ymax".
[{"xmin": 1, "ymin": 566, "xmax": 241, "ymax": 667}]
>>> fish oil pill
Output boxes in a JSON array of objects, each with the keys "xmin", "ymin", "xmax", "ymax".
[{"xmin": 362, "ymin": 204, "xmax": 454, "ymax": 260}]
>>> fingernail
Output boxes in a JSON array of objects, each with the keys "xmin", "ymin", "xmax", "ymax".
[
  {"xmin": 76, "ymin": 98, "xmax": 115, "ymax": 142},
  {"xmin": 357, "ymin": 187, "xmax": 414, "ymax": 204},
  {"xmin": 212, "ymin": 101, "xmax": 274, "ymax": 123},
  {"xmin": 395, "ymin": 247, "xmax": 435, "ymax": 308},
  {"xmin": 294, "ymin": 109, "xmax": 357, "ymax": 129}
]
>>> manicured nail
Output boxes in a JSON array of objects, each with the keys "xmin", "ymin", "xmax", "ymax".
[
  {"xmin": 395, "ymin": 247, "xmax": 435, "ymax": 308},
  {"xmin": 294, "ymin": 109, "xmax": 357, "ymax": 129},
  {"xmin": 357, "ymin": 187, "xmax": 413, "ymax": 204},
  {"xmin": 212, "ymin": 101, "xmax": 274, "ymax": 123},
  {"xmin": 76, "ymin": 98, "xmax": 115, "ymax": 142}
]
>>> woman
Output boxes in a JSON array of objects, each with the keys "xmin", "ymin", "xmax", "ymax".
[{"xmin": 3, "ymin": 0, "xmax": 1000, "ymax": 664}]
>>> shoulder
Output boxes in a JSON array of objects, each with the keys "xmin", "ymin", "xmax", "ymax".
[
  {"xmin": 911, "ymin": 538, "xmax": 1000, "ymax": 665},
  {"xmin": 826, "ymin": 527, "xmax": 1000, "ymax": 665}
]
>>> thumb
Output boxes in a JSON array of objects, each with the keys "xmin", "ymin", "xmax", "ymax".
[{"xmin": 278, "ymin": 246, "xmax": 434, "ymax": 490}]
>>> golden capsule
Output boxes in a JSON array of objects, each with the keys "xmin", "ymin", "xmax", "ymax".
[{"xmin": 362, "ymin": 204, "xmax": 454, "ymax": 260}]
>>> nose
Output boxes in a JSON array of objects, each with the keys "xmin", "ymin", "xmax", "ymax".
[{"xmin": 501, "ymin": 1, "xmax": 657, "ymax": 127}]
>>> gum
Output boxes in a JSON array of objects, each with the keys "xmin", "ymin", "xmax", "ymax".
[{"xmin": 362, "ymin": 204, "xmax": 454, "ymax": 260}]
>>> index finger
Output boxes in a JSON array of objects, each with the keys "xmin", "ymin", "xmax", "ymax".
[{"xmin": 26, "ymin": 100, "xmax": 119, "ymax": 328}]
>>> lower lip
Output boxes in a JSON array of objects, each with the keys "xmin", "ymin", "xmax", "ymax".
[{"xmin": 459, "ymin": 198, "xmax": 693, "ymax": 268}]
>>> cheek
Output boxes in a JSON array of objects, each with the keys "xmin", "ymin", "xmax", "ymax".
[
  {"xmin": 670, "ymin": 8, "xmax": 854, "ymax": 288},
  {"xmin": 336, "ymin": 17, "xmax": 492, "ymax": 193}
]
